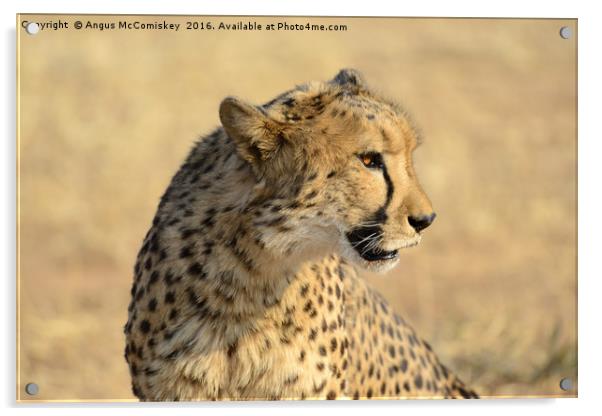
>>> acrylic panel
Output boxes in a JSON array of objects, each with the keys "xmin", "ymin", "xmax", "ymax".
[{"xmin": 16, "ymin": 15, "xmax": 577, "ymax": 401}]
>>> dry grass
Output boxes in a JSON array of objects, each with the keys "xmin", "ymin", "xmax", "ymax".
[{"xmin": 17, "ymin": 16, "xmax": 577, "ymax": 400}]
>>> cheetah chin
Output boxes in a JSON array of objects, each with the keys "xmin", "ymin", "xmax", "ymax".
[{"xmin": 339, "ymin": 232, "xmax": 422, "ymax": 273}]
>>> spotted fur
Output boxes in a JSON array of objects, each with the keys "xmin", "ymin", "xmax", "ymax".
[{"xmin": 124, "ymin": 69, "xmax": 478, "ymax": 400}]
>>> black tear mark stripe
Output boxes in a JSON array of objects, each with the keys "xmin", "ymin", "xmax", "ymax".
[
  {"xmin": 372, "ymin": 160, "xmax": 394, "ymax": 223},
  {"xmin": 382, "ymin": 161, "xmax": 394, "ymax": 206}
]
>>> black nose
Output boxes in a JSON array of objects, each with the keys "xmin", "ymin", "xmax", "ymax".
[{"xmin": 408, "ymin": 213, "xmax": 436, "ymax": 232}]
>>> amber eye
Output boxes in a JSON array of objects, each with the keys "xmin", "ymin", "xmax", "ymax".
[{"xmin": 358, "ymin": 152, "xmax": 383, "ymax": 169}]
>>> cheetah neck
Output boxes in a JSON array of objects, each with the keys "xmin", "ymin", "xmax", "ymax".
[{"xmin": 152, "ymin": 129, "xmax": 342, "ymax": 323}]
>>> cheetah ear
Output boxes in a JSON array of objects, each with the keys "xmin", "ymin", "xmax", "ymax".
[
  {"xmin": 219, "ymin": 97, "xmax": 285, "ymax": 166},
  {"xmin": 331, "ymin": 68, "xmax": 366, "ymax": 88}
]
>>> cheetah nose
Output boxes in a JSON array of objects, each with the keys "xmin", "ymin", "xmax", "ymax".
[{"xmin": 408, "ymin": 213, "xmax": 436, "ymax": 232}]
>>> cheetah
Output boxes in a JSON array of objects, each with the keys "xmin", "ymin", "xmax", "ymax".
[{"xmin": 124, "ymin": 69, "xmax": 478, "ymax": 401}]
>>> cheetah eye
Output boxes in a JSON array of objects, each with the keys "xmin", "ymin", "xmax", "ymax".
[{"xmin": 358, "ymin": 152, "xmax": 383, "ymax": 170}]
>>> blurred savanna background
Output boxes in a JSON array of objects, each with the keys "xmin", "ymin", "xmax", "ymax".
[{"xmin": 17, "ymin": 16, "xmax": 577, "ymax": 400}]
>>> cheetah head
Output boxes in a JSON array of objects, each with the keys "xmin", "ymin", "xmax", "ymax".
[{"xmin": 219, "ymin": 69, "xmax": 435, "ymax": 273}]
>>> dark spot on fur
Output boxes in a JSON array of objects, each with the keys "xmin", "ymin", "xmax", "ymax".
[
  {"xmin": 305, "ymin": 190, "xmax": 318, "ymax": 200},
  {"xmin": 285, "ymin": 374, "xmax": 299, "ymax": 385},
  {"xmin": 139, "ymin": 320, "xmax": 151, "ymax": 334},
  {"xmin": 388, "ymin": 345, "xmax": 396, "ymax": 358},
  {"xmin": 163, "ymin": 270, "xmax": 179, "ymax": 286},
  {"xmin": 188, "ymin": 262, "xmax": 206, "ymax": 279},
  {"xmin": 227, "ymin": 340, "xmax": 238, "ymax": 358},
  {"xmin": 415, "ymin": 374, "xmax": 423, "ymax": 389},
  {"xmin": 300, "ymin": 284, "xmax": 309, "ymax": 297},
  {"xmin": 180, "ymin": 245, "xmax": 194, "ymax": 258},
  {"xmin": 313, "ymin": 380, "xmax": 326, "ymax": 394},
  {"xmin": 330, "ymin": 338, "xmax": 338, "ymax": 352},
  {"xmin": 148, "ymin": 271, "xmax": 159, "ymax": 286},
  {"xmin": 165, "ymin": 291, "xmax": 176, "ymax": 304},
  {"xmin": 400, "ymin": 359, "xmax": 408, "ymax": 373},
  {"xmin": 168, "ymin": 308, "xmax": 179, "ymax": 321}
]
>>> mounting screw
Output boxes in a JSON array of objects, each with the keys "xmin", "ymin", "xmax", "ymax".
[
  {"xmin": 559, "ymin": 26, "xmax": 572, "ymax": 39},
  {"xmin": 25, "ymin": 383, "xmax": 39, "ymax": 396},
  {"xmin": 559, "ymin": 378, "xmax": 573, "ymax": 391},
  {"xmin": 25, "ymin": 22, "xmax": 40, "ymax": 35}
]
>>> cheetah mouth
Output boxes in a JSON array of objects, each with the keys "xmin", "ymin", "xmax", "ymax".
[
  {"xmin": 357, "ymin": 247, "xmax": 399, "ymax": 262},
  {"xmin": 345, "ymin": 227, "xmax": 399, "ymax": 262}
]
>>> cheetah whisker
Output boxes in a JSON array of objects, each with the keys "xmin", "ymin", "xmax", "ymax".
[{"xmin": 350, "ymin": 232, "xmax": 380, "ymax": 249}]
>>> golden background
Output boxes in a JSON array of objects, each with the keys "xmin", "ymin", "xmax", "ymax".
[{"xmin": 17, "ymin": 15, "xmax": 577, "ymax": 400}]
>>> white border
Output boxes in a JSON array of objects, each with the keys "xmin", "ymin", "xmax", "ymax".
[{"xmin": 3, "ymin": 1, "xmax": 600, "ymax": 416}]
